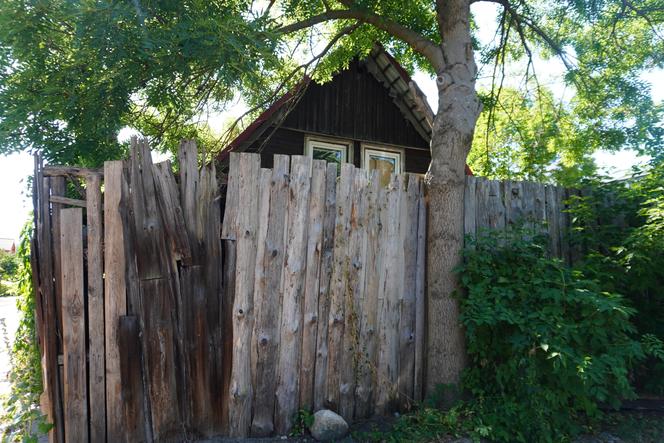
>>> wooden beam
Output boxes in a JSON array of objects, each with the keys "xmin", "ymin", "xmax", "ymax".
[
  {"xmin": 49, "ymin": 196, "xmax": 87, "ymax": 208},
  {"xmin": 43, "ymin": 166, "xmax": 102, "ymax": 177}
]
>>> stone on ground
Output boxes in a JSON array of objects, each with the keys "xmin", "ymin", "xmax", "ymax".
[{"xmin": 309, "ymin": 409, "xmax": 348, "ymax": 441}]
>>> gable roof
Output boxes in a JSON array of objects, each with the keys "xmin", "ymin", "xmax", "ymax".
[{"xmin": 221, "ymin": 45, "xmax": 435, "ymax": 158}]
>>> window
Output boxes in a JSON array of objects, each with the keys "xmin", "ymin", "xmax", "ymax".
[
  {"xmin": 305, "ymin": 136, "xmax": 351, "ymax": 173},
  {"xmin": 362, "ymin": 144, "xmax": 403, "ymax": 186}
]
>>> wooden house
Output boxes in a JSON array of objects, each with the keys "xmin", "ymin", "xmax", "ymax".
[{"xmin": 222, "ymin": 45, "xmax": 470, "ymax": 184}]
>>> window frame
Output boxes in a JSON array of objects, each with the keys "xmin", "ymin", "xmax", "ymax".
[
  {"xmin": 304, "ymin": 135, "xmax": 353, "ymax": 165},
  {"xmin": 361, "ymin": 143, "xmax": 404, "ymax": 175}
]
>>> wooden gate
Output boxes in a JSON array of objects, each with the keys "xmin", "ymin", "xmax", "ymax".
[{"xmin": 31, "ymin": 138, "xmax": 428, "ymax": 442}]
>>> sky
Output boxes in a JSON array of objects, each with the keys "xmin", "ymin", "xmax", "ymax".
[{"xmin": 0, "ymin": 2, "xmax": 661, "ymax": 243}]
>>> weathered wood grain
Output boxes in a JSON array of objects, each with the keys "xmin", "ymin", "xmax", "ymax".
[
  {"xmin": 313, "ymin": 163, "xmax": 338, "ymax": 411},
  {"xmin": 326, "ymin": 163, "xmax": 355, "ymax": 410},
  {"xmin": 354, "ymin": 171, "xmax": 380, "ymax": 418},
  {"xmin": 339, "ymin": 170, "xmax": 369, "ymax": 421},
  {"xmin": 85, "ymin": 174, "xmax": 105, "ymax": 443},
  {"xmin": 300, "ymin": 160, "xmax": 327, "ymax": 411},
  {"xmin": 118, "ymin": 316, "xmax": 149, "ymax": 443},
  {"xmin": 103, "ymin": 160, "xmax": 128, "ymax": 443},
  {"xmin": 276, "ymin": 155, "xmax": 312, "ymax": 433},
  {"xmin": 250, "ymin": 155, "xmax": 289, "ymax": 436},
  {"xmin": 545, "ymin": 185, "xmax": 560, "ymax": 257},
  {"xmin": 504, "ymin": 180, "xmax": 524, "ymax": 228},
  {"xmin": 60, "ymin": 208, "xmax": 88, "ymax": 443},
  {"xmin": 413, "ymin": 181, "xmax": 426, "ymax": 403},
  {"xmin": 221, "ymin": 153, "xmax": 241, "ymax": 240},
  {"xmin": 398, "ymin": 175, "xmax": 419, "ymax": 410},
  {"xmin": 228, "ymin": 153, "xmax": 261, "ymax": 437},
  {"xmin": 375, "ymin": 175, "xmax": 402, "ymax": 414},
  {"xmin": 464, "ymin": 176, "xmax": 477, "ymax": 236}
]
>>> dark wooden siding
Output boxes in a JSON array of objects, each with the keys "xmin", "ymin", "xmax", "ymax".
[
  {"xmin": 246, "ymin": 127, "xmax": 431, "ymax": 174},
  {"xmin": 281, "ymin": 61, "xmax": 429, "ymax": 149}
]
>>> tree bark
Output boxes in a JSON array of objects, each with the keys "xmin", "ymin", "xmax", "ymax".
[{"xmin": 425, "ymin": 0, "xmax": 481, "ymax": 399}]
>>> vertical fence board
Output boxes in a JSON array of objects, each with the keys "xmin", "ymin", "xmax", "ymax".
[
  {"xmin": 504, "ymin": 180, "xmax": 524, "ymax": 228},
  {"xmin": 60, "ymin": 208, "xmax": 88, "ymax": 443},
  {"xmin": 118, "ymin": 316, "xmax": 149, "ymax": 443},
  {"xmin": 250, "ymin": 155, "xmax": 289, "ymax": 436},
  {"xmin": 398, "ymin": 175, "xmax": 419, "ymax": 410},
  {"xmin": 546, "ymin": 185, "xmax": 560, "ymax": 257},
  {"xmin": 85, "ymin": 173, "xmax": 105, "ymax": 443},
  {"xmin": 276, "ymin": 155, "xmax": 312, "ymax": 433},
  {"xmin": 413, "ymin": 182, "xmax": 427, "ymax": 403},
  {"xmin": 51, "ymin": 177, "xmax": 65, "ymax": 346},
  {"xmin": 326, "ymin": 164, "xmax": 355, "ymax": 410},
  {"xmin": 228, "ymin": 153, "xmax": 261, "ymax": 437},
  {"xmin": 103, "ymin": 160, "xmax": 127, "ymax": 442},
  {"xmin": 558, "ymin": 186, "xmax": 570, "ymax": 263},
  {"xmin": 300, "ymin": 160, "xmax": 327, "ymax": 411},
  {"xmin": 313, "ymin": 163, "xmax": 338, "ymax": 411},
  {"xmin": 339, "ymin": 170, "xmax": 369, "ymax": 421}
]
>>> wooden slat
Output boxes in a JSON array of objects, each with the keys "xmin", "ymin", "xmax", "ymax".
[
  {"xmin": 558, "ymin": 186, "xmax": 570, "ymax": 263},
  {"xmin": 398, "ymin": 175, "xmax": 419, "ymax": 410},
  {"xmin": 43, "ymin": 165, "xmax": 102, "ymax": 177},
  {"xmin": 299, "ymin": 160, "xmax": 327, "ymax": 412},
  {"xmin": 118, "ymin": 316, "xmax": 149, "ymax": 443},
  {"xmin": 221, "ymin": 153, "xmax": 240, "ymax": 240},
  {"xmin": 463, "ymin": 176, "xmax": 477, "ymax": 236},
  {"xmin": 339, "ymin": 170, "xmax": 369, "ymax": 421},
  {"xmin": 326, "ymin": 163, "xmax": 355, "ymax": 410},
  {"xmin": 50, "ymin": 177, "xmax": 65, "ymax": 352},
  {"xmin": 276, "ymin": 155, "xmax": 312, "ymax": 433},
  {"xmin": 545, "ymin": 185, "xmax": 560, "ymax": 257},
  {"xmin": 313, "ymin": 163, "xmax": 338, "ymax": 411},
  {"xmin": 103, "ymin": 160, "xmax": 128, "ymax": 442},
  {"xmin": 504, "ymin": 180, "xmax": 524, "ymax": 227},
  {"xmin": 60, "ymin": 208, "xmax": 88, "ymax": 442},
  {"xmin": 220, "ymin": 239, "xmax": 237, "ymax": 434},
  {"xmin": 49, "ymin": 195, "xmax": 87, "ymax": 208},
  {"xmin": 85, "ymin": 174, "xmax": 105, "ymax": 443},
  {"xmin": 228, "ymin": 153, "xmax": 261, "ymax": 437},
  {"xmin": 251, "ymin": 155, "xmax": 289, "ymax": 437},
  {"xmin": 376, "ymin": 174, "xmax": 402, "ymax": 414},
  {"xmin": 413, "ymin": 182, "xmax": 426, "ymax": 403},
  {"xmin": 354, "ymin": 171, "xmax": 380, "ymax": 418}
]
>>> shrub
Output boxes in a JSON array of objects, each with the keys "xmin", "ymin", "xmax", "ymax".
[{"xmin": 456, "ymin": 229, "xmax": 644, "ymax": 442}]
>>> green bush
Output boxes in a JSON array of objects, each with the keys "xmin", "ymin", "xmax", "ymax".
[
  {"xmin": 457, "ymin": 229, "xmax": 644, "ymax": 442},
  {"xmin": 568, "ymin": 160, "xmax": 664, "ymax": 394}
]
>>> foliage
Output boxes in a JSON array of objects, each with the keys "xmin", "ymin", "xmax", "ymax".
[
  {"xmin": 289, "ymin": 409, "xmax": 314, "ymax": 437},
  {"xmin": 470, "ymin": 86, "xmax": 598, "ymax": 186},
  {"xmin": 456, "ymin": 228, "xmax": 645, "ymax": 442},
  {"xmin": 0, "ymin": 1, "xmax": 662, "ymax": 172},
  {"xmin": 568, "ymin": 159, "xmax": 664, "ymax": 394},
  {"xmin": 1, "ymin": 221, "xmax": 51, "ymax": 442},
  {"xmin": 0, "ymin": 250, "xmax": 18, "ymax": 280}
]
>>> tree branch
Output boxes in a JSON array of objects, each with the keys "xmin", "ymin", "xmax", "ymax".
[{"xmin": 276, "ymin": 7, "xmax": 444, "ymax": 71}]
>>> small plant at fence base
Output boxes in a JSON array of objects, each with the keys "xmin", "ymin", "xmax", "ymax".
[{"xmin": 455, "ymin": 228, "xmax": 646, "ymax": 442}]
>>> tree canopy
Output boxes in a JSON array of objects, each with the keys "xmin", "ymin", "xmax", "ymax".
[{"xmin": 0, "ymin": 0, "xmax": 662, "ymax": 178}]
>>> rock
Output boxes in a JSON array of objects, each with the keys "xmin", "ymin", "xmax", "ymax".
[{"xmin": 309, "ymin": 409, "xmax": 349, "ymax": 441}]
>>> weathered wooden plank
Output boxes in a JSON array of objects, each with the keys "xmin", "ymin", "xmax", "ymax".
[
  {"xmin": 463, "ymin": 176, "xmax": 477, "ymax": 237},
  {"xmin": 250, "ymin": 168, "xmax": 271, "ymax": 398},
  {"xmin": 85, "ymin": 174, "xmax": 105, "ymax": 443},
  {"xmin": 398, "ymin": 175, "xmax": 419, "ymax": 410},
  {"xmin": 220, "ymin": 239, "xmax": 237, "ymax": 434},
  {"xmin": 339, "ymin": 169, "xmax": 369, "ymax": 421},
  {"xmin": 228, "ymin": 153, "xmax": 261, "ymax": 437},
  {"xmin": 476, "ymin": 179, "xmax": 506, "ymax": 231},
  {"xmin": 276, "ymin": 155, "xmax": 312, "ymax": 433},
  {"xmin": 43, "ymin": 165, "xmax": 102, "ymax": 177},
  {"xmin": 221, "ymin": 153, "xmax": 241, "ymax": 240},
  {"xmin": 504, "ymin": 180, "xmax": 524, "ymax": 228},
  {"xmin": 300, "ymin": 160, "xmax": 327, "ymax": 412},
  {"xmin": 152, "ymin": 160, "xmax": 192, "ymax": 264},
  {"xmin": 251, "ymin": 155, "xmax": 289, "ymax": 437},
  {"xmin": 313, "ymin": 163, "xmax": 338, "ymax": 411},
  {"xmin": 326, "ymin": 163, "xmax": 355, "ymax": 410},
  {"xmin": 60, "ymin": 208, "xmax": 88, "ymax": 443},
  {"xmin": 375, "ymin": 174, "xmax": 402, "ymax": 414},
  {"xmin": 128, "ymin": 139, "xmax": 183, "ymax": 441},
  {"xmin": 49, "ymin": 195, "xmax": 87, "ymax": 207},
  {"xmin": 413, "ymin": 181, "xmax": 426, "ymax": 403},
  {"xmin": 354, "ymin": 171, "xmax": 380, "ymax": 418},
  {"xmin": 545, "ymin": 185, "xmax": 560, "ymax": 257},
  {"xmin": 118, "ymin": 316, "xmax": 149, "ymax": 443},
  {"xmin": 50, "ymin": 177, "xmax": 65, "ymax": 350},
  {"xmin": 103, "ymin": 160, "xmax": 127, "ymax": 443}
]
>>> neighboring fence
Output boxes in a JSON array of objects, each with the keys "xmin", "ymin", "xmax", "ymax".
[
  {"xmin": 464, "ymin": 176, "xmax": 577, "ymax": 262},
  {"xmin": 31, "ymin": 139, "xmax": 427, "ymax": 442}
]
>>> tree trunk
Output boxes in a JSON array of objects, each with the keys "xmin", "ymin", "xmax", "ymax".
[{"xmin": 424, "ymin": 0, "xmax": 481, "ymax": 399}]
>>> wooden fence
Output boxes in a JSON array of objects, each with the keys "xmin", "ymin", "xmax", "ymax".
[
  {"xmin": 31, "ymin": 139, "xmax": 428, "ymax": 442},
  {"xmin": 464, "ymin": 176, "xmax": 577, "ymax": 262}
]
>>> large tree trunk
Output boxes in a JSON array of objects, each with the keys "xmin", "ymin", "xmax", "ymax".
[{"xmin": 424, "ymin": 0, "xmax": 481, "ymax": 399}]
